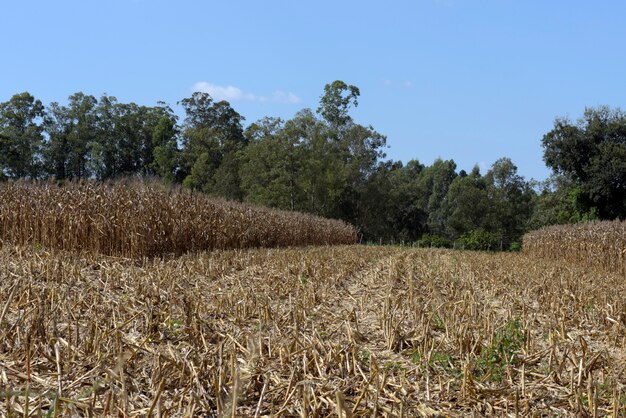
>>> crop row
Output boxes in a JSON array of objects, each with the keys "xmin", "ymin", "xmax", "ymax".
[
  {"xmin": 0, "ymin": 180, "xmax": 357, "ymax": 257},
  {"xmin": 522, "ymin": 220, "xmax": 626, "ymax": 274}
]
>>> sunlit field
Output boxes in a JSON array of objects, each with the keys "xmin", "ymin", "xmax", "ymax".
[{"xmin": 1, "ymin": 244, "xmax": 624, "ymax": 416}]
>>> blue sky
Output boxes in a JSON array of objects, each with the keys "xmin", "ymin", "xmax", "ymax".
[{"xmin": 2, "ymin": 0, "xmax": 626, "ymax": 180}]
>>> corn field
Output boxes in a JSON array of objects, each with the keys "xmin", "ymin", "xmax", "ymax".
[
  {"xmin": 0, "ymin": 181, "xmax": 357, "ymax": 257},
  {"xmin": 522, "ymin": 220, "xmax": 626, "ymax": 274},
  {"xmin": 1, "ymin": 244, "xmax": 625, "ymax": 416}
]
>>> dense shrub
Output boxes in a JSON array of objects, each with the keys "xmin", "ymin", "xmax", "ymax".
[
  {"xmin": 458, "ymin": 229, "xmax": 498, "ymax": 251},
  {"xmin": 416, "ymin": 234, "xmax": 452, "ymax": 248}
]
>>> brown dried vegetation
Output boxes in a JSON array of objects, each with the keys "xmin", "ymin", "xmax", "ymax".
[
  {"xmin": 0, "ymin": 181, "xmax": 357, "ymax": 258},
  {"xmin": 523, "ymin": 220, "xmax": 626, "ymax": 275},
  {"xmin": 1, "ymin": 245, "xmax": 625, "ymax": 416}
]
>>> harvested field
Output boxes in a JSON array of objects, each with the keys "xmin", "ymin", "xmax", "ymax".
[
  {"xmin": 1, "ymin": 245, "xmax": 625, "ymax": 416},
  {"xmin": 0, "ymin": 181, "xmax": 357, "ymax": 258},
  {"xmin": 522, "ymin": 220, "xmax": 626, "ymax": 275}
]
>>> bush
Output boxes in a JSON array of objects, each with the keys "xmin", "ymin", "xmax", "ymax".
[
  {"xmin": 509, "ymin": 241, "xmax": 521, "ymax": 252},
  {"xmin": 415, "ymin": 234, "xmax": 452, "ymax": 248},
  {"xmin": 458, "ymin": 229, "xmax": 498, "ymax": 251},
  {"xmin": 475, "ymin": 319, "xmax": 525, "ymax": 381}
]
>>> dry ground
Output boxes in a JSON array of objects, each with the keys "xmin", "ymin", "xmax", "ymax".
[{"xmin": 1, "ymin": 245, "xmax": 625, "ymax": 417}]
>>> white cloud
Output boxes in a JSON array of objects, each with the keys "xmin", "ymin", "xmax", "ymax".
[
  {"xmin": 382, "ymin": 79, "xmax": 414, "ymax": 89},
  {"xmin": 192, "ymin": 82, "xmax": 301, "ymax": 104},
  {"xmin": 271, "ymin": 90, "xmax": 302, "ymax": 104},
  {"xmin": 192, "ymin": 82, "xmax": 256, "ymax": 102}
]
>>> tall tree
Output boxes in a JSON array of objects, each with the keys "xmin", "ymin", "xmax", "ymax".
[
  {"xmin": 90, "ymin": 97, "xmax": 178, "ymax": 180},
  {"xmin": 485, "ymin": 158, "xmax": 534, "ymax": 242},
  {"xmin": 90, "ymin": 94, "xmax": 118, "ymax": 180},
  {"xmin": 284, "ymin": 109, "xmax": 331, "ymax": 215},
  {"xmin": 179, "ymin": 92, "xmax": 246, "ymax": 199},
  {"xmin": 240, "ymin": 117, "xmax": 304, "ymax": 210},
  {"xmin": 143, "ymin": 103, "xmax": 179, "ymax": 177},
  {"xmin": 417, "ymin": 159, "xmax": 457, "ymax": 235},
  {"xmin": 114, "ymin": 102, "xmax": 145, "ymax": 175},
  {"xmin": 358, "ymin": 160, "xmax": 428, "ymax": 242},
  {"xmin": 43, "ymin": 101, "xmax": 72, "ymax": 179},
  {"xmin": 527, "ymin": 175, "xmax": 580, "ymax": 229},
  {"xmin": 66, "ymin": 92, "xmax": 98, "ymax": 179},
  {"xmin": 317, "ymin": 80, "xmax": 360, "ymax": 128},
  {"xmin": 445, "ymin": 166, "xmax": 492, "ymax": 237},
  {"xmin": 150, "ymin": 106, "xmax": 180, "ymax": 182},
  {"xmin": 240, "ymin": 79, "xmax": 386, "ymax": 223},
  {"xmin": 309, "ymin": 80, "xmax": 387, "ymax": 220},
  {"xmin": 542, "ymin": 106, "xmax": 626, "ymax": 219},
  {"xmin": 0, "ymin": 92, "xmax": 45, "ymax": 178}
]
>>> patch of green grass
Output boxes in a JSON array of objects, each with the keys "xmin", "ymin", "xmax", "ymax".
[
  {"xmin": 357, "ymin": 349, "xmax": 371, "ymax": 364},
  {"xmin": 407, "ymin": 349, "xmax": 421, "ymax": 365},
  {"xmin": 583, "ymin": 303, "xmax": 595, "ymax": 312},
  {"xmin": 431, "ymin": 351, "xmax": 453, "ymax": 369},
  {"xmin": 430, "ymin": 351, "xmax": 461, "ymax": 377},
  {"xmin": 44, "ymin": 394, "xmax": 60, "ymax": 418},
  {"xmin": 432, "ymin": 315, "xmax": 446, "ymax": 332},
  {"xmin": 475, "ymin": 319, "xmax": 525, "ymax": 382},
  {"xmin": 595, "ymin": 380, "xmax": 626, "ymax": 408},
  {"xmin": 405, "ymin": 349, "xmax": 459, "ymax": 376},
  {"xmin": 164, "ymin": 318, "xmax": 184, "ymax": 338},
  {"xmin": 384, "ymin": 361, "xmax": 403, "ymax": 372}
]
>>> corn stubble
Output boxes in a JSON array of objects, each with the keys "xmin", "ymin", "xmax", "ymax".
[
  {"xmin": 0, "ymin": 181, "xmax": 357, "ymax": 258},
  {"xmin": 1, "ymin": 245, "xmax": 625, "ymax": 416}
]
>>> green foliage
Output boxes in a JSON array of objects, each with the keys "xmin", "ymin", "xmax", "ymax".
[
  {"xmin": 40, "ymin": 93, "xmax": 177, "ymax": 181},
  {"xmin": 383, "ymin": 361, "xmax": 404, "ymax": 372},
  {"xmin": 2, "ymin": 83, "xmax": 593, "ymax": 246},
  {"xmin": 542, "ymin": 106, "xmax": 626, "ymax": 220},
  {"xmin": 416, "ymin": 234, "xmax": 451, "ymax": 248},
  {"xmin": 317, "ymin": 80, "xmax": 360, "ymax": 127},
  {"xmin": 240, "ymin": 82, "xmax": 386, "ymax": 224},
  {"xmin": 357, "ymin": 349, "xmax": 371, "ymax": 364},
  {"xmin": 484, "ymin": 158, "xmax": 535, "ymax": 243},
  {"xmin": 240, "ymin": 117, "xmax": 302, "ymax": 210},
  {"xmin": 475, "ymin": 319, "xmax": 525, "ymax": 381},
  {"xmin": 212, "ymin": 151, "xmax": 244, "ymax": 200},
  {"xmin": 528, "ymin": 175, "xmax": 578, "ymax": 228},
  {"xmin": 164, "ymin": 317, "xmax": 184, "ymax": 338},
  {"xmin": 430, "ymin": 351, "xmax": 457, "ymax": 374},
  {"xmin": 357, "ymin": 160, "xmax": 427, "ymax": 242},
  {"xmin": 407, "ymin": 350, "xmax": 459, "ymax": 376},
  {"xmin": 445, "ymin": 167, "xmax": 491, "ymax": 237},
  {"xmin": 458, "ymin": 229, "xmax": 498, "ymax": 251},
  {"xmin": 408, "ymin": 349, "xmax": 422, "ymax": 364},
  {"xmin": 419, "ymin": 159, "xmax": 458, "ymax": 236},
  {"xmin": 152, "ymin": 139, "xmax": 180, "ymax": 183},
  {"xmin": 179, "ymin": 92, "xmax": 246, "ymax": 196},
  {"xmin": 508, "ymin": 241, "xmax": 521, "ymax": 251},
  {"xmin": 0, "ymin": 92, "xmax": 45, "ymax": 178}
]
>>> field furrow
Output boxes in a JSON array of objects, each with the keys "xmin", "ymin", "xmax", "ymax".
[{"xmin": 1, "ymin": 245, "xmax": 625, "ymax": 416}]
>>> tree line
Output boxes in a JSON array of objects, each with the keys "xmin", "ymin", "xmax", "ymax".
[{"xmin": 2, "ymin": 81, "xmax": 625, "ymax": 250}]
